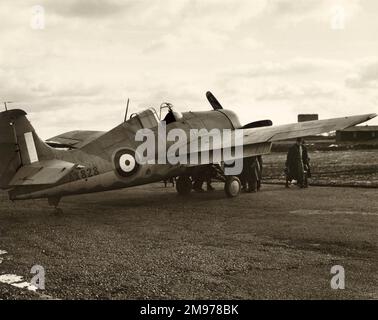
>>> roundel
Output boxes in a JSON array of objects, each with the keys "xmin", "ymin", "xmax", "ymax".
[{"xmin": 114, "ymin": 149, "xmax": 139, "ymax": 177}]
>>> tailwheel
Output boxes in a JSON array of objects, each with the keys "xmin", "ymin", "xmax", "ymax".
[
  {"xmin": 53, "ymin": 207, "xmax": 63, "ymax": 215},
  {"xmin": 48, "ymin": 197, "xmax": 63, "ymax": 214},
  {"xmin": 176, "ymin": 176, "xmax": 192, "ymax": 196},
  {"xmin": 224, "ymin": 176, "xmax": 241, "ymax": 198}
]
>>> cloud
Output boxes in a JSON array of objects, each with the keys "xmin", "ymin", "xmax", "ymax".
[
  {"xmin": 345, "ymin": 59, "xmax": 378, "ymax": 88},
  {"xmin": 45, "ymin": 0, "xmax": 133, "ymax": 19},
  {"xmin": 255, "ymin": 82, "xmax": 340, "ymax": 101},
  {"xmin": 143, "ymin": 27, "xmax": 229, "ymax": 54},
  {"xmin": 47, "ymin": 83, "xmax": 104, "ymax": 98},
  {"xmin": 265, "ymin": 0, "xmax": 320, "ymax": 16},
  {"xmin": 263, "ymin": 0, "xmax": 362, "ymax": 25},
  {"xmin": 45, "ymin": 0, "xmax": 188, "ymax": 29},
  {"xmin": 1, "ymin": 0, "xmax": 378, "ymax": 137},
  {"xmin": 225, "ymin": 58, "xmax": 348, "ymax": 78},
  {"xmin": 141, "ymin": 0, "xmax": 266, "ymax": 54}
]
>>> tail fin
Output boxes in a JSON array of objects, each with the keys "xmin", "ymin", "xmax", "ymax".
[{"xmin": 0, "ymin": 109, "xmax": 54, "ymax": 189}]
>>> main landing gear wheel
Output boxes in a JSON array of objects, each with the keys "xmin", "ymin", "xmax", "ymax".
[
  {"xmin": 176, "ymin": 176, "xmax": 192, "ymax": 196},
  {"xmin": 224, "ymin": 176, "xmax": 241, "ymax": 198}
]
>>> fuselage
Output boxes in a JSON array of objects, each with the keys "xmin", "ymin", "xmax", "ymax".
[{"xmin": 9, "ymin": 108, "xmax": 242, "ymax": 201}]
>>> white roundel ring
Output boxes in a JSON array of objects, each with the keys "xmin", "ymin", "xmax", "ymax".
[
  {"xmin": 114, "ymin": 149, "xmax": 139, "ymax": 177},
  {"xmin": 119, "ymin": 154, "xmax": 136, "ymax": 173}
]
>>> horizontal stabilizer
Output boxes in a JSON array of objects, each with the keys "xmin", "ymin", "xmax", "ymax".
[{"xmin": 9, "ymin": 160, "xmax": 76, "ymax": 186}]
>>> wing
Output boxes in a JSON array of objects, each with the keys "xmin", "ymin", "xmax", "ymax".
[
  {"xmin": 242, "ymin": 113, "xmax": 377, "ymax": 144},
  {"xmin": 166, "ymin": 113, "xmax": 376, "ymax": 165},
  {"xmin": 46, "ymin": 130, "xmax": 105, "ymax": 149}
]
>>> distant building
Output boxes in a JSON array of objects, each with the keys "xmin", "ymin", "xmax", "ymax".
[
  {"xmin": 298, "ymin": 114, "xmax": 319, "ymax": 122},
  {"xmin": 336, "ymin": 126, "xmax": 378, "ymax": 142}
]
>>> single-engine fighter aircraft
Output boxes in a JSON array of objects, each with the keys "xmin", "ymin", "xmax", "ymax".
[{"xmin": 0, "ymin": 91, "xmax": 376, "ymax": 210}]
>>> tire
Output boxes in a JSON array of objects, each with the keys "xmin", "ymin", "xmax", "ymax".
[
  {"xmin": 176, "ymin": 176, "xmax": 192, "ymax": 196},
  {"xmin": 304, "ymin": 171, "xmax": 309, "ymax": 188},
  {"xmin": 224, "ymin": 176, "xmax": 241, "ymax": 198}
]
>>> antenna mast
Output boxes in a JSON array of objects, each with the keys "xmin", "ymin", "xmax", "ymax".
[
  {"xmin": 124, "ymin": 98, "xmax": 130, "ymax": 122},
  {"xmin": 3, "ymin": 101, "xmax": 13, "ymax": 111}
]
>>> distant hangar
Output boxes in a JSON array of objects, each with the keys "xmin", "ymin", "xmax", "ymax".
[{"xmin": 336, "ymin": 126, "xmax": 378, "ymax": 142}]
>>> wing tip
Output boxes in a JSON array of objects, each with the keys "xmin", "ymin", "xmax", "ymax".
[{"xmin": 346, "ymin": 113, "xmax": 377, "ymax": 123}]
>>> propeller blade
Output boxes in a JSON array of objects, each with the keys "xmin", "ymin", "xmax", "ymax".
[
  {"xmin": 206, "ymin": 91, "xmax": 223, "ymax": 110},
  {"xmin": 242, "ymin": 119, "xmax": 273, "ymax": 129}
]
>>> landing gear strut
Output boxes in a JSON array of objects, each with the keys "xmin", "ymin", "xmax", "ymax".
[
  {"xmin": 179, "ymin": 164, "xmax": 242, "ymax": 198},
  {"xmin": 176, "ymin": 176, "xmax": 192, "ymax": 196},
  {"xmin": 210, "ymin": 164, "xmax": 242, "ymax": 198}
]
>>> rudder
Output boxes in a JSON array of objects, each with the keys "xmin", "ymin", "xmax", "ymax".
[{"xmin": 0, "ymin": 109, "xmax": 53, "ymax": 189}]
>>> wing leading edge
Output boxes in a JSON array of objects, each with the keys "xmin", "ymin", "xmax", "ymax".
[
  {"xmin": 242, "ymin": 113, "xmax": 377, "ymax": 144},
  {"xmin": 173, "ymin": 113, "xmax": 376, "ymax": 166}
]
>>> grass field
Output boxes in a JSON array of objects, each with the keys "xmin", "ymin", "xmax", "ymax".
[
  {"xmin": 1, "ymin": 182, "xmax": 377, "ymax": 299},
  {"xmin": 263, "ymin": 149, "xmax": 378, "ymax": 187}
]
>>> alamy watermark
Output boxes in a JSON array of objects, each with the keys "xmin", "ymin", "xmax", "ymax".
[
  {"xmin": 31, "ymin": 264, "xmax": 45, "ymax": 290},
  {"xmin": 330, "ymin": 265, "xmax": 345, "ymax": 290},
  {"xmin": 330, "ymin": 5, "xmax": 346, "ymax": 30},
  {"xmin": 31, "ymin": 5, "xmax": 45, "ymax": 30},
  {"xmin": 125, "ymin": 122, "xmax": 245, "ymax": 175}
]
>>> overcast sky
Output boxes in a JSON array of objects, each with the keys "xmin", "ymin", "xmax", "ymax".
[{"xmin": 1, "ymin": 0, "xmax": 377, "ymax": 138}]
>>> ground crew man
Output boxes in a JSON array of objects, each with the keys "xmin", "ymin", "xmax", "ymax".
[
  {"xmin": 163, "ymin": 177, "xmax": 175, "ymax": 188},
  {"xmin": 285, "ymin": 137, "xmax": 309, "ymax": 188},
  {"xmin": 302, "ymin": 141, "xmax": 311, "ymax": 187},
  {"xmin": 257, "ymin": 155, "xmax": 263, "ymax": 191},
  {"xmin": 192, "ymin": 165, "xmax": 216, "ymax": 192},
  {"xmin": 241, "ymin": 156, "xmax": 260, "ymax": 192}
]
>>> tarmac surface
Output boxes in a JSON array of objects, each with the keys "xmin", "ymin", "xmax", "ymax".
[{"xmin": 0, "ymin": 183, "xmax": 377, "ymax": 300}]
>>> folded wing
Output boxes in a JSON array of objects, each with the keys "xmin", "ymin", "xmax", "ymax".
[{"xmin": 46, "ymin": 130, "xmax": 105, "ymax": 149}]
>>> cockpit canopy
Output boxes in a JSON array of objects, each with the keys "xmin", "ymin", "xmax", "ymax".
[
  {"xmin": 127, "ymin": 103, "xmax": 183, "ymax": 130},
  {"xmin": 160, "ymin": 102, "xmax": 183, "ymax": 124},
  {"xmin": 130, "ymin": 107, "xmax": 160, "ymax": 129}
]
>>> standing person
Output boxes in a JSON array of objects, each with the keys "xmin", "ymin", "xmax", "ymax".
[
  {"xmin": 256, "ymin": 155, "xmax": 263, "ymax": 191},
  {"xmin": 248, "ymin": 157, "xmax": 260, "ymax": 193},
  {"xmin": 301, "ymin": 140, "xmax": 311, "ymax": 188},
  {"xmin": 205, "ymin": 165, "xmax": 217, "ymax": 191},
  {"xmin": 239, "ymin": 171, "xmax": 247, "ymax": 192},
  {"xmin": 241, "ymin": 156, "xmax": 259, "ymax": 193},
  {"xmin": 192, "ymin": 165, "xmax": 216, "ymax": 192},
  {"xmin": 239, "ymin": 157, "xmax": 249, "ymax": 192},
  {"xmin": 285, "ymin": 137, "xmax": 306, "ymax": 188},
  {"xmin": 192, "ymin": 174, "xmax": 205, "ymax": 192},
  {"xmin": 163, "ymin": 177, "xmax": 175, "ymax": 187}
]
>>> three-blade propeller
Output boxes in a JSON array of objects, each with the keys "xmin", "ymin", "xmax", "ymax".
[
  {"xmin": 242, "ymin": 119, "xmax": 273, "ymax": 129},
  {"xmin": 206, "ymin": 91, "xmax": 273, "ymax": 129},
  {"xmin": 206, "ymin": 91, "xmax": 223, "ymax": 110}
]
